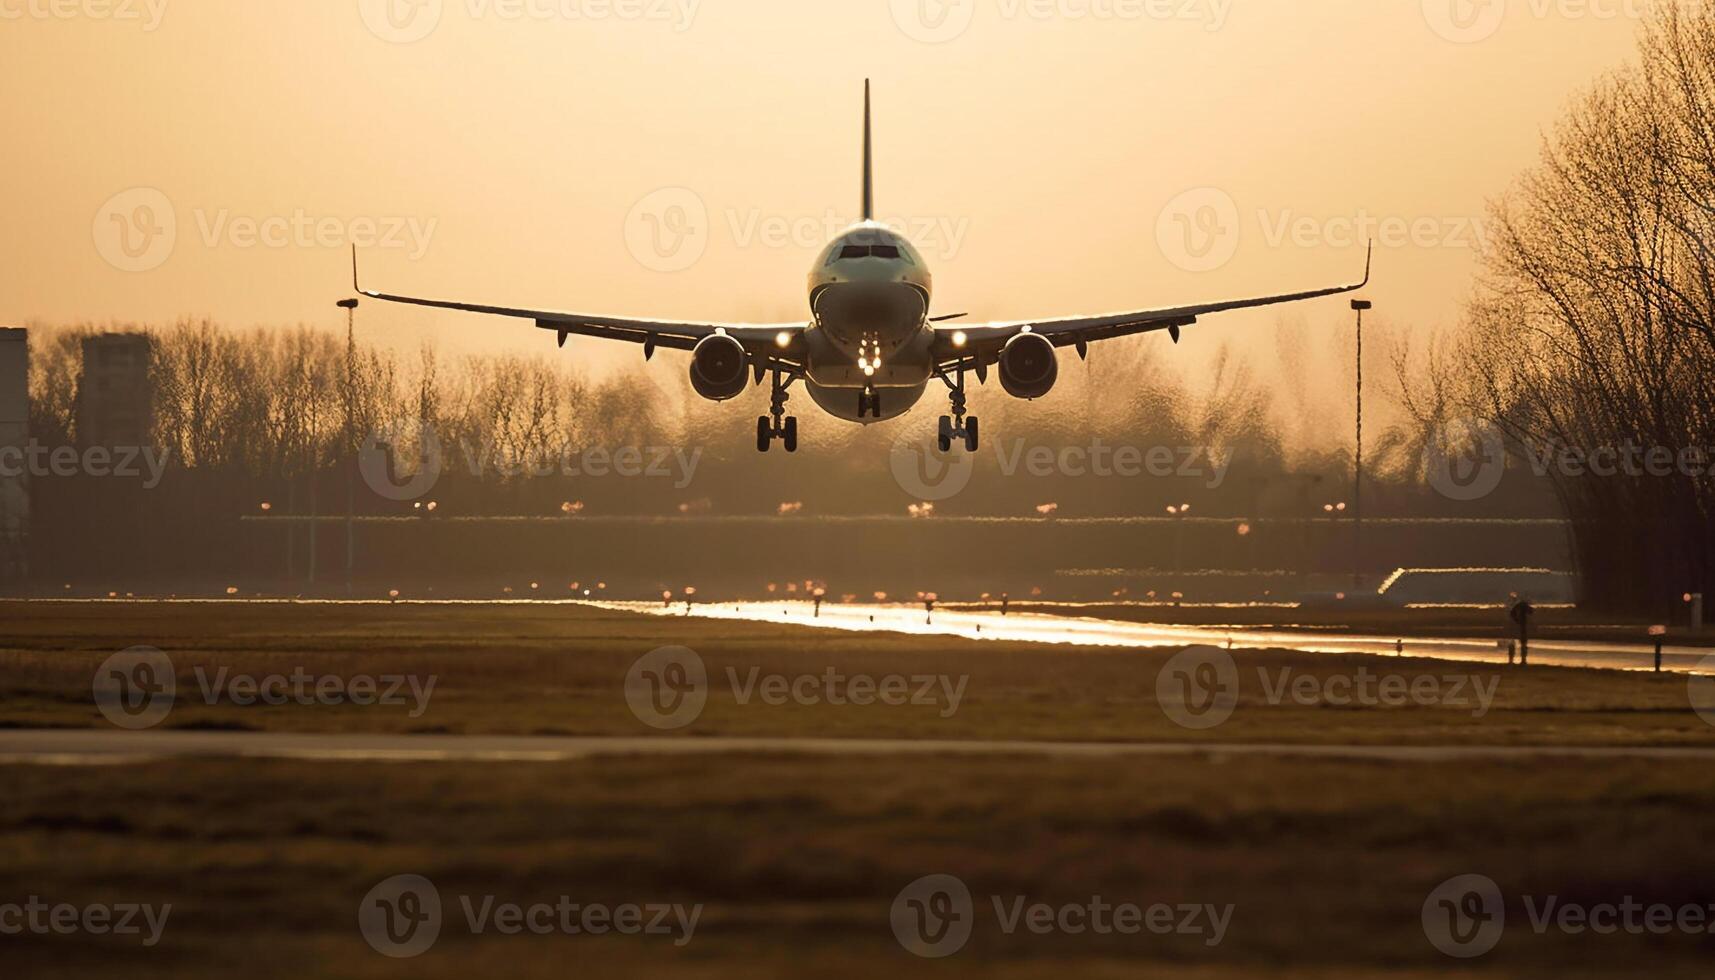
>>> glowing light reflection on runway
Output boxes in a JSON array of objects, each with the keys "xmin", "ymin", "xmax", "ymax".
[{"xmin": 598, "ymin": 601, "xmax": 1715, "ymax": 674}]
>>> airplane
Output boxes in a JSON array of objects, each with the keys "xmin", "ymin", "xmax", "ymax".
[{"xmin": 355, "ymin": 81, "xmax": 1371, "ymax": 455}]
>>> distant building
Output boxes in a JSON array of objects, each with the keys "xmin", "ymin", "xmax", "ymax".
[
  {"xmin": 0, "ymin": 327, "xmax": 26, "ymax": 583},
  {"xmin": 76, "ymin": 333, "xmax": 154, "ymax": 448}
]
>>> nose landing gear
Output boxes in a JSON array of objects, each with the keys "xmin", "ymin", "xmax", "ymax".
[
  {"xmin": 858, "ymin": 385, "xmax": 883, "ymax": 420},
  {"xmin": 757, "ymin": 370, "xmax": 799, "ymax": 453},
  {"xmin": 936, "ymin": 370, "xmax": 979, "ymax": 453}
]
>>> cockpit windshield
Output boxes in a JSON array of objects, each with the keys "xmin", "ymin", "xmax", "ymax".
[{"xmin": 830, "ymin": 243, "xmax": 908, "ymax": 263}]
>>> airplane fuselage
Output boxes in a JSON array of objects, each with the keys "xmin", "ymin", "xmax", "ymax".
[{"xmin": 803, "ymin": 221, "xmax": 935, "ymax": 423}]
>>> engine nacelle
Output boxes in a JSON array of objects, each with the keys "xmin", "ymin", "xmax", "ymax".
[
  {"xmin": 690, "ymin": 334, "xmax": 748, "ymax": 401},
  {"xmin": 999, "ymin": 332, "xmax": 1058, "ymax": 400}
]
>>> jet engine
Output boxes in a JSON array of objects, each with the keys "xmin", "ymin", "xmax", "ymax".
[
  {"xmin": 690, "ymin": 334, "xmax": 748, "ymax": 401},
  {"xmin": 998, "ymin": 332, "xmax": 1058, "ymax": 400}
]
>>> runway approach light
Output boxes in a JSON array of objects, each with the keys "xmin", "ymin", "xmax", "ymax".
[{"xmin": 259, "ymin": 502, "xmax": 272, "ymax": 512}]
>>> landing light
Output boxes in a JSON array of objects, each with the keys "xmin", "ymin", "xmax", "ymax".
[
  {"xmin": 775, "ymin": 331, "xmax": 792, "ymax": 349},
  {"xmin": 952, "ymin": 331, "xmax": 968, "ymax": 348}
]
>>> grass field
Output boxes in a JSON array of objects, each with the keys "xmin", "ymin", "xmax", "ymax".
[
  {"xmin": 2, "ymin": 600, "xmax": 1713, "ymax": 745},
  {"xmin": 3, "ymin": 601, "xmax": 1715, "ymax": 976}
]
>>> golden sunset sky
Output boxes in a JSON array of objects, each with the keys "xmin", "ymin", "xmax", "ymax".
[{"xmin": 0, "ymin": 0, "xmax": 1650, "ymax": 375}]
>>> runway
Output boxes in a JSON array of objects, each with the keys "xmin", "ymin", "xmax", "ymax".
[
  {"xmin": 5, "ymin": 729, "xmax": 1715, "ymax": 766},
  {"xmin": 605, "ymin": 600, "xmax": 1715, "ymax": 674}
]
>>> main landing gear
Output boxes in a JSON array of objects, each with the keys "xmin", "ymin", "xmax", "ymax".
[
  {"xmin": 757, "ymin": 370, "xmax": 798, "ymax": 453},
  {"xmin": 937, "ymin": 370, "xmax": 979, "ymax": 453}
]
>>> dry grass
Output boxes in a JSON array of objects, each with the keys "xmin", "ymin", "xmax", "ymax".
[
  {"xmin": 4, "ymin": 602, "xmax": 1714, "ymax": 976},
  {"xmin": 2, "ymin": 755, "xmax": 1715, "ymax": 977},
  {"xmin": 1, "ymin": 601, "xmax": 1711, "ymax": 745}
]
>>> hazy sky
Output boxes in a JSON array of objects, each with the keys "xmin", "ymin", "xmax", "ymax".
[{"xmin": 0, "ymin": 0, "xmax": 1649, "ymax": 373}]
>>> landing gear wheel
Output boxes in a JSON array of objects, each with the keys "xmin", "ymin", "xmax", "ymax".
[
  {"xmin": 758, "ymin": 370, "xmax": 801, "ymax": 453},
  {"xmin": 938, "ymin": 367, "xmax": 978, "ymax": 453}
]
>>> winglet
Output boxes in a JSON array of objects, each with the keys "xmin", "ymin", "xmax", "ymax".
[
  {"xmin": 1360, "ymin": 240, "xmax": 1373, "ymax": 288},
  {"xmin": 861, "ymin": 80, "xmax": 874, "ymax": 222},
  {"xmin": 351, "ymin": 245, "xmax": 362, "ymax": 294}
]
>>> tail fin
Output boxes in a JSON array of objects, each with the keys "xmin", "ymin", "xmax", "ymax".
[{"xmin": 861, "ymin": 79, "xmax": 874, "ymax": 222}]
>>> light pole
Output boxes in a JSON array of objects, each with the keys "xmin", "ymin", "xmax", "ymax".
[
  {"xmin": 339, "ymin": 297, "xmax": 360, "ymax": 597},
  {"xmin": 1351, "ymin": 299, "xmax": 1372, "ymax": 591}
]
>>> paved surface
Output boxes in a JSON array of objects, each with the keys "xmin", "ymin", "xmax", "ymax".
[
  {"xmin": 6, "ymin": 730, "xmax": 1715, "ymax": 765},
  {"xmin": 602, "ymin": 601, "xmax": 1715, "ymax": 674}
]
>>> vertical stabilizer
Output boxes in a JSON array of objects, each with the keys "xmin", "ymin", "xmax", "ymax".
[{"xmin": 862, "ymin": 80, "xmax": 874, "ymax": 222}]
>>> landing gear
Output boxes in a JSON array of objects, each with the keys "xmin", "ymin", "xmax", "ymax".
[
  {"xmin": 757, "ymin": 370, "xmax": 799, "ymax": 453},
  {"xmin": 936, "ymin": 369, "xmax": 980, "ymax": 452},
  {"xmin": 857, "ymin": 386, "xmax": 883, "ymax": 420}
]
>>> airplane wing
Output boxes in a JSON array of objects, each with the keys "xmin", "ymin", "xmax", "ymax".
[
  {"xmin": 931, "ymin": 244, "xmax": 1372, "ymax": 367},
  {"xmin": 352, "ymin": 249, "xmax": 808, "ymax": 368}
]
